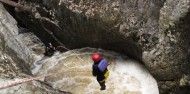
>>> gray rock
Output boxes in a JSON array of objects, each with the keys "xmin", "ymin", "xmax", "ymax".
[
  {"xmin": 15, "ymin": 0, "xmax": 190, "ymax": 93},
  {"xmin": 0, "ymin": 3, "xmax": 70, "ymax": 94},
  {"xmin": 0, "ymin": 3, "xmax": 33, "ymax": 64}
]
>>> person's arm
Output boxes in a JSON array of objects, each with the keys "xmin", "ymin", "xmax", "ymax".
[
  {"xmin": 53, "ymin": 47, "xmax": 56, "ymax": 51},
  {"xmin": 92, "ymin": 65, "xmax": 98, "ymax": 76}
]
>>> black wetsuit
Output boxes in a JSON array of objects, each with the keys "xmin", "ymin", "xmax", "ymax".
[
  {"xmin": 92, "ymin": 60, "xmax": 108, "ymax": 90},
  {"xmin": 45, "ymin": 46, "xmax": 55, "ymax": 56}
]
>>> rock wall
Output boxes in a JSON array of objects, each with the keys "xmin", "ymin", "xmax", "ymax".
[
  {"xmin": 0, "ymin": 3, "xmax": 70, "ymax": 94},
  {"xmin": 15, "ymin": 0, "xmax": 190, "ymax": 93},
  {"xmin": 16, "ymin": 0, "xmax": 143, "ymax": 62},
  {"xmin": 0, "ymin": 3, "xmax": 33, "ymax": 64}
]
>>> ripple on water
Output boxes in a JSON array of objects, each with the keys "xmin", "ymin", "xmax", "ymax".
[{"xmin": 31, "ymin": 47, "xmax": 159, "ymax": 94}]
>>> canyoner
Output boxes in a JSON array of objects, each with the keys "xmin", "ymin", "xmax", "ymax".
[{"xmin": 92, "ymin": 53, "xmax": 109, "ymax": 90}]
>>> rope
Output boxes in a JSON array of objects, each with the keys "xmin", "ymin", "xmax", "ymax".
[
  {"xmin": 0, "ymin": 70, "xmax": 92, "ymax": 89},
  {"xmin": 56, "ymin": 46, "xmax": 92, "ymax": 65},
  {"xmin": 0, "ymin": 46, "xmax": 92, "ymax": 89},
  {"xmin": 0, "ymin": 0, "xmax": 29, "ymax": 10}
]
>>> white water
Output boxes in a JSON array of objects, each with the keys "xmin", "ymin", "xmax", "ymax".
[{"xmin": 31, "ymin": 47, "xmax": 159, "ymax": 94}]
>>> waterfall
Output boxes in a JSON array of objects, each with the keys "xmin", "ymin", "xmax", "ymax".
[{"xmin": 31, "ymin": 47, "xmax": 159, "ymax": 94}]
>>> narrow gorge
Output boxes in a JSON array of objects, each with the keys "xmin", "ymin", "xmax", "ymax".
[{"xmin": 0, "ymin": 0, "xmax": 190, "ymax": 94}]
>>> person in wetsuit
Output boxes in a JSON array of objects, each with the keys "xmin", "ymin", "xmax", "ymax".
[
  {"xmin": 44, "ymin": 43, "xmax": 56, "ymax": 56},
  {"xmin": 92, "ymin": 53, "xmax": 109, "ymax": 90}
]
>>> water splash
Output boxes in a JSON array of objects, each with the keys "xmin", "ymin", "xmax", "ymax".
[{"xmin": 31, "ymin": 47, "xmax": 159, "ymax": 94}]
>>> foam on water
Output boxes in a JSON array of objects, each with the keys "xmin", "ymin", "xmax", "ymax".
[
  {"xmin": 114, "ymin": 59, "xmax": 158, "ymax": 94},
  {"xmin": 31, "ymin": 47, "xmax": 159, "ymax": 94}
]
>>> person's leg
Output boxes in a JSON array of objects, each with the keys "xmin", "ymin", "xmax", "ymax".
[{"xmin": 98, "ymin": 81, "xmax": 106, "ymax": 90}]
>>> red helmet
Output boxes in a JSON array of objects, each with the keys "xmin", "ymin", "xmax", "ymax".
[{"xmin": 91, "ymin": 53, "xmax": 101, "ymax": 62}]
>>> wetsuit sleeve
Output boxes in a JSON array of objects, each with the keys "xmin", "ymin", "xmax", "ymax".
[{"xmin": 92, "ymin": 65, "xmax": 98, "ymax": 76}]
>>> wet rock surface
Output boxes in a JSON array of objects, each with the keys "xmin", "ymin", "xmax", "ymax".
[
  {"xmin": 0, "ymin": 3, "xmax": 70, "ymax": 94},
  {"xmin": 0, "ymin": 79, "xmax": 71, "ymax": 94},
  {"xmin": 16, "ymin": 0, "xmax": 143, "ymax": 62}
]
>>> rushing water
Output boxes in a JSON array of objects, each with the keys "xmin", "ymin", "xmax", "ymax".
[{"xmin": 31, "ymin": 47, "xmax": 159, "ymax": 94}]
